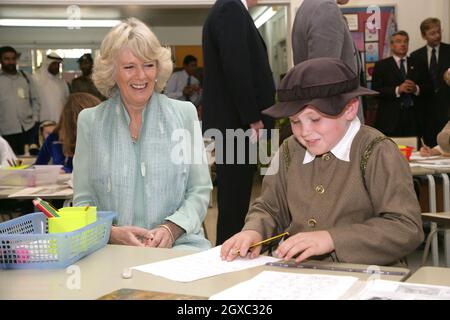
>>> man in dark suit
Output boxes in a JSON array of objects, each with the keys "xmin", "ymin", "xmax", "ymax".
[
  {"xmin": 372, "ymin": 31, "xmax": 431, "ymax": 137},
  {"xmin": 410, "ymin": 17, "xmax": 450, "ymax": 146},
  {"xmin": 202, "ymin": 0, "xmax": 275, "ymax": 245}
]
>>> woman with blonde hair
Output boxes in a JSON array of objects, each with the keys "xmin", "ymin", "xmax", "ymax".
[
  {"xmin": 35, "ymin": 92, "xmax": 100, "ymax": 173},
  {"xmin": 73, "ymin": 18, "xmax": 212, "ymax": 250}
]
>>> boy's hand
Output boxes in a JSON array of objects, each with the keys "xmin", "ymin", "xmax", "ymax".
[
  {"xmin": 220, "ymin": 230, "xmax": 262, "ymax": 261},
  {"xmin": 274, "ymin": 231, "xmax": 335, "ymax": 263}
]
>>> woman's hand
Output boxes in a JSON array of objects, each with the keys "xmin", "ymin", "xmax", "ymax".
[
  {"xmin": 109, "ymin": 226, "xmax": 152, "ymax": 246},
  {"xmin": 220, "ymin": 230, "xmax": 262, "ymax": 261},
  {"xmin": 144, "ymin": 225, "xmax": 174, "ymax": 248},
  {"xmin": 274, "ymin": 231, "xmax": 335, "ymax": 263}
]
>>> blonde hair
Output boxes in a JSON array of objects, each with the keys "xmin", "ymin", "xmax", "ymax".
[
  {"xmin": 93, "ymin": 17, "xmax": 173, "ymax": 98},
  {"xmin": 57, "ymin": 92, "xmax": 101, "ymax": 157},
  {"xmin": 420, "ymin": 18, "xmax": 441, "ymax": 36}
]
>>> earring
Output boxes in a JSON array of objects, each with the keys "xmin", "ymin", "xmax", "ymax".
[{"xmin": 155, "ymin": 78, "xmax": 158, "ymax": 83}]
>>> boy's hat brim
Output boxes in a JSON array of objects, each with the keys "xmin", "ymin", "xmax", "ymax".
[
  {"xmin": 263, "ymin": 87, "xmax": 377, "ymax": 118},
  {"xmin": 262, "ymin": 57, "xmax": 378, "ymax": 119}
]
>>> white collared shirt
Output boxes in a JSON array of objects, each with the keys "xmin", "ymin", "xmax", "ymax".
[
  {"xmin": 427, "ymin": 44, "xmax": 440, "ymax": 67},
  {"xmin": 393, "ymin": 54, "xmax": 408, "ymax": 70},
  {"xmin": 240, "ymin": 0, "xmax": 248, "ymax": 10},
  {"xmin": 164, "ymin": 69, "xmax": 201, "ymax": 105},
  {"xmin": 303, "ymin": 117, "xmax": 361, "ymax": 164},
  {"xmin": 392, "ymin": 55, "xmax": 420, "ymax": 97}
]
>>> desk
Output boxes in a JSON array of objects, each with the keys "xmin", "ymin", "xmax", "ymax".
[
  {"xmin": 405, "ymin": 267, "xmax": 450, "ymax": 287},
  {"xmin": 0, "ymin": 174, "xmax": 73, "ymax": 206},
  {"xmin": 411, "ymin": 165, "xmax": 440, "ymax": 265},
  {"xmin": 428, "ymin": 167, "xmax": 450, "ymax": 266},
  {"xmin": 0, "ymin": 244, "xmax": 409, "ymax": 300}
]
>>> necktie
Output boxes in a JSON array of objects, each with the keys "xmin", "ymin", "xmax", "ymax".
[
  {"xmin": 430, "ymin": 47, "xmax": 438, "ymax": 91},
  {"xmin": 184, "ymin": 75, "xmax": 191, "ymax": 101},
  {"xmin": 399, "ymin": 59, "xmax": 413, "ymax": 108}
]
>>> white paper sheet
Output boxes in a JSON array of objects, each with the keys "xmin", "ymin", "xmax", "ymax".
[
  {"xmin": 414, "ymin": 159, "xmax": 450, "ymax": 168},
  {"xmin": 209, "ymin": 271, "xmax": 359, "ymax": 300},
  {"xmin": 132, "ymin": 246, "xmax": 279, "ymax": 282},
  {"xmin": 353, "ymin": 279, "xmax": 450, "ymax": 300},
  {"xmin": 409, "ymin": 152, "xmax": 441, "ymax": 161}
]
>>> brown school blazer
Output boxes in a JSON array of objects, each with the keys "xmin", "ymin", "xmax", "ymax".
[{"xmin": 243, "ymin": 125, "xmax": 424, "ymax": 266}]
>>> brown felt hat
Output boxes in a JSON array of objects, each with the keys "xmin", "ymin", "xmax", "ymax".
[{"xmin": 263, "ymin": 57, "xmax": 378, "ymax": 119}]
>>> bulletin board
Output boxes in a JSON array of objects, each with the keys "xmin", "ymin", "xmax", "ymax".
[
  {"xmin": 172, "ymin": 45, "xmax": 203, "ymax": 68},
  {"xmin": 341, "ymin": 6, "xmax": 397, "ymax": 90}
]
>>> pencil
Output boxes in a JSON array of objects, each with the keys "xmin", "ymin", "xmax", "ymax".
[
  {"xmin": 6, "ymin": 159, "xmax": 14, "ymax": 167},
  {"xmin": 47, "ymin": 201, "xmax": 60, "ymax": 214},
  {"xmin": 236, "ymin": 232, "xmax": 289, "ymax": 255},
  {"xmin": 84, "ymin": 205, "xmax": 90, "ymax": 212},
  {"xmin": 420, "ymin": 137, "xmax": 428, "ymax": 148},
  {"xmin": 32, "ymin": 199, "xmax": 55, "ymax": 218},
  {"xmin": 35, "ymin": 198, "xmax": 60, "ymax": 217}
]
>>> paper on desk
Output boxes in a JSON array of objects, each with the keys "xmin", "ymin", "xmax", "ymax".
[
  {"xmin": 8, "ymin": 185, "xmax": 73, "ymax": 198},
  {"xmin": 209, "ymin": 271, "xmax": 359, "ymax": 300},
  {"xmin": 132, "ymin": 246, "xmax": 279, "ymax": 282},
  {"xmin": 352, "ymin": 279, "xmax": 450, "ymax": 300},
  {"xmin": 414, "ymin": 159, "xmax": 450, "ymax": 168},
  {"xmin": 409, "ymin": 152, "xmax": 441, "ymax": 161}
]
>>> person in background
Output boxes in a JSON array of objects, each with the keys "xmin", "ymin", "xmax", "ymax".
[
  {"xmin": 35, "ymin": 93, "xmax": 100, "ymax": 173},
  {"xmin": 38, "ymin": 120, "xmax": 57, "ymax": 147},
  {"xmin": 372, "ymin": 31, "xmax": 430, "ymax": 137},
  {"xmin": 164, "ymin": 54, "xmax": 201, "ymax": 108},
  {"xmin": 71, "ymin": 53, "xmax": 106, "ymax": 101},
  {"xmin": 0, "ymin": 135, "xmax": 33, "ymax": 216},
  {"xmin": 419, "ymin": 120, "xmax": 450, "ymax": 157},
  {"xmin": 221, "ymin": 58, "xmax": 424, "ymax": 266},
  {"xmin": 411, "ymin": 18, "xmax": 450, "ymax": 146},
  {"xmin": 291, "ymin": 0, "xmax": 364, "ymax": 123},
  {"xmin": 33, "ymin": 52, "xmax": 70, "ymax": 124},
  {"xmin": 202, "ymin": 0, "xmax": 276, "ymax": 245},
  {"xmin": 0, "ymin": 46, "xmax": 40, "ymax": 155},
  {"xmin": 0, "ymin": 136, "xmax": 17, "ymax": 166},
  {"xmin": 73, "ymin": 18, "xmax": 212, "ymax": 250},
  {"xmin": 28, "ymin": 120, "xmax": 57, "ymax": 156},
  {"xmin": 444, "ymin": 68, "xmax": 450, "ymax": 86}
]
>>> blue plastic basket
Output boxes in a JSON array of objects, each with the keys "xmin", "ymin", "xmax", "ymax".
[{"xmin": 0, "ymin": 211, "xmax": 116, "ymax": 269}]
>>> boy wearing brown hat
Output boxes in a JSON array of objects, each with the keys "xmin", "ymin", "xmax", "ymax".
[{"xmin": 221, "ymin": 57, "xmax": 424, "ymax": 266}]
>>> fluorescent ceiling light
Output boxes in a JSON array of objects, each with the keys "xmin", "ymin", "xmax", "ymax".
[
  {"xmin": 0, "ymin": 19, "xmax": 121, "ymax": 28},
  {"xmin": 254, "ymin": 7, "xmax": 276, "ymax": 28}
]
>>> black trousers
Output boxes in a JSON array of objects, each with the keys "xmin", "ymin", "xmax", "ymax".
[
  {"xmin": 215, "ymin": 162, "xmax": 255, "ymax": 245},
  {"xmin": 214, "ymin": 133, "xmax": 258, "ymax": 245},
  {"xmin": 2, "ymin": 132, "xmax": 26, "ymax": 156},
  {"xmin": 2, "ymin": 124, "xmax": 37, "ymax": 156}
]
